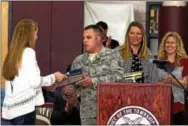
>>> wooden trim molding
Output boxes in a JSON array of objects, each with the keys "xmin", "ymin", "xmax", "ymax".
[{"xmin": 1, "ymin": 2, "xmax": 9, "ymax": 88}]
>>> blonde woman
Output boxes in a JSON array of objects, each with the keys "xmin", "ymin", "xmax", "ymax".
[
  {"xmin": 120, "ymin": 21, "xmax": 158, "ymax": 83},
  {"xmin": 2, "ymin": 19, "xmax": 67, "ymax": 125},
  {"xmin": 157, "ymin": 31, "xmax": 187, "ymax": 124}
]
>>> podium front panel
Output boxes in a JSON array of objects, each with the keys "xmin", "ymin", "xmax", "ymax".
[{"xmin": 97, "ymin": 83, "xmax": 172, "ymax": 125}]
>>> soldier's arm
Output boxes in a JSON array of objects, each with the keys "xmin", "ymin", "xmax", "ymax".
[
  {"xmin": 91, "ymin": 51, "xmax": 124, "ymax": 88},
  {"xmin": 69, "ymin": 56, "xmax": 83, "ymax": 96},
  {"xmin": 70, "ymin": 55, "xmax": 82, "ymax": 71},
  {"xmin": 71, "ymin": 59, "xmax": 78, "ymax": 71}
]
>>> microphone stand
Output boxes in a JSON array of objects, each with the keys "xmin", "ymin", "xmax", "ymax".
[{"xmin": 163, "ymin": 64, "xmax": 188, "ymax": 124}]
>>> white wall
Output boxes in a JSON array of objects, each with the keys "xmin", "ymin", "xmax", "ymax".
[
  {"xmin": 84, "ymin": 1, "xmax": 147, "ymax": 45},
  {"xmin": 84, "ymin": 1, "xmax": 136, "ymax": 45},
  {"xmin": 89, "ymin": 1, "xmax": 146, "ymax": 29}
]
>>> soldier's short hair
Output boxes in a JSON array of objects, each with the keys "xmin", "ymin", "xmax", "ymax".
[{"xmin": 84, "ymin": 24, "xmax": 103, "ymax": 37}]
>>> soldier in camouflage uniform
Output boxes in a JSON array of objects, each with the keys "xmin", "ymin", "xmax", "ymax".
[{"xmin": 71, "ymin": 25, "xmax": 124, "ymax": 125}]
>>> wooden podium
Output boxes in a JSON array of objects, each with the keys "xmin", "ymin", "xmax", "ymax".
[{"xmin": 97, "ymin": 83, "xmax": 173, "ymax": 125}]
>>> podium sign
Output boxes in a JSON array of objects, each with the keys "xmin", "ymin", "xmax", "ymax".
[{"xmin": 97, "ymin": 83, "xmax": 173, "ymax": 125}]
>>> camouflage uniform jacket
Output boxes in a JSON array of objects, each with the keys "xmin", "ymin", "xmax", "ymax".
[{"xmin": 71, "ymin": 46, "xmax": 124, "ymax": 119}]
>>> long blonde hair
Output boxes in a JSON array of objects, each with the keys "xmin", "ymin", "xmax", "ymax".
[
  {"xmin": 120, "ymin": 21, "xmax": 149, "ymax": 60},
  {"xmin": 157, "ymin": 31, "xmax": 187, "ymax": 63},
  {"xmin": 3, "ymin": 19, "xmax": 38, "ymax": 80}
]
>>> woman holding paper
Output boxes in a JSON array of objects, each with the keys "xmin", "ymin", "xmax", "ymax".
[{"xmin": 157, "ymin": 31, "xmax": 188, "ymax": 124}]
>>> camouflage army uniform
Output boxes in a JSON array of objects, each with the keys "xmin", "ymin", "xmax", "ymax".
[{"xmin": 71, "ymin": 46, "xmax": 124, "ymax": 125}]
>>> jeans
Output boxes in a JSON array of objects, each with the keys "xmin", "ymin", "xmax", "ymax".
[
  {"xmin": 10, "ymin": 110, "xmax": 36, "ymax": 125},
  {"xmin": 1, "ymin": 88, "xmax": 11, "ymax": 125},
  {"xmin": 1, "ymin": 88, "xmax": 5, "ymax": 106},
  {"xmin": 1, "ymin": 88, "xmax": 36, "ymax": 125}
]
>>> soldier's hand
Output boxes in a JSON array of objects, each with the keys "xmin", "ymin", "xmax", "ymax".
[{"xmin": 76, "ymin": 76, "xmax": 92, "ymax": 88}]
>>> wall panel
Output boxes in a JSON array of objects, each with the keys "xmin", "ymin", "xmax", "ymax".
[
  {"xmin": 11, "ymin": 1, "xmax": 52, "ymax": 75},
  {"xmin": 51, "ymin": 1, "xmax": 83, "ymax": 73}
]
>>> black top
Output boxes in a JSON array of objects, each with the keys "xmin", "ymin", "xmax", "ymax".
[
  {"xmin": 103, "ymin": 39, "xmax": 119, "ymax": 49},
  {"xmin": 50, "ymin": 92, "xmax": 81, "ymax": 125},
  {"xmin": 131, "ymin": 54, "xmax": 144, "ymax": 83}
]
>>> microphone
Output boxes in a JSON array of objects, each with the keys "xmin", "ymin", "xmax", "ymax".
[
  {"xmin": 149, "ymin": 60, "xmax": 188, "ymax": 107},
  {"xmin": 149, "ymin": 59, "xmax": 169, "ymax": 65}
]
